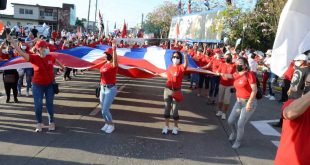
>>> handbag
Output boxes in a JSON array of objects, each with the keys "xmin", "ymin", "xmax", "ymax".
[
  {"xmin": 40, "ymin": 57, "xmax": 59, "ymax": 94},
  {"xmin": 95, "ymin": 85, "xmax": 100, "ymax": 98},
  {"xmin": 172, "ymin": 90, "xmax": 184, "ymax": 102},
  {"xmin": 3, "ymin": 74, "xmax": 16, "ymax": 83}
]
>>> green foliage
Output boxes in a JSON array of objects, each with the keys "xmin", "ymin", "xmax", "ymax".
[
  {"xmin": 144, "ymin": 1, "xmax": 178, "ymax": 38},
  {"xmin": 212, "ymin": 0, "xmax": 287, "ymax": 51}
]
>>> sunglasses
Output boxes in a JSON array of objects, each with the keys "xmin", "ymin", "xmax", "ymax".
[{"xmin": 172, "ymin": 56, "xmax": 180, "ymax": 59}]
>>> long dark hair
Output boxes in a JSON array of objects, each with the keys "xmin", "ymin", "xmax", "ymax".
[
  {"xmin": 171, "ymin": 51, "xmax": 183, "ymax": 64},
  {"xmin": 238, "ymin": 57, "xmax": 250, "ymax": 70}
]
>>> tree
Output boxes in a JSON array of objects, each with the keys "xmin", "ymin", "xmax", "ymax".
[
  {"xmin": 75, "ymin": 17, "xmax": 84, "ymax": 27},
  {"xmin": 144, "ymin": 1, "xmax": 178, "ymax": 38},
  {"xmin": 212, "ymin": 0, "xmax": 287, "ymax": 51}
]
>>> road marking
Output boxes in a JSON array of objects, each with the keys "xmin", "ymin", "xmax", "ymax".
[
  {"xmin": 89, "ymin": 83, "xmax": 128, "ymax": 116},
  {"xmin": 251, "ymin": 119, "xmax": 281, "ymax": 137},
  {"xmin": 271, "ymin": 140, "xmax": 280, "ymax": 147},
  {"xmin": 251, "ymin": 119, "xmax": 281, "ymax": 147}
]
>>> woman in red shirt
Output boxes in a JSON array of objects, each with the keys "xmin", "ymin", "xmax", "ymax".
[
  {"xmin": 99, "ymin": 41, "xmax": 118, "ymax": 134},
  {"xmin": 7, "ymin": 36, "xmax": 64, "ymax": 132},
  {"xmin": 227, "ymin": 57, "xmax": 258, "ymax": 149},
  {"xmin": 216, "ymin": 53, "xmax": 236, "ymax": 120},
  {"xmin": 159, "ymin": 46, "xmax": 188, "ymax": 135}
]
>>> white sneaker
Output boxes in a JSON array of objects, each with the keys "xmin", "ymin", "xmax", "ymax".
[
  {"xmin": 216, "ymin": 111, "xmax": 223, "ymax": 117},
  {"xmin": 228, "ymin": 133, "xmax": 236, "ymax": 141},
  {"xmin": 232, "ymin": 141, "xmax": 241, "ymax": 149},
  {"xmin": 48, "ymin": 123, "xmax": 55, "ymax": 131},
  {"xmin": 35, "ymin": 123, "xmax": 43, "ymax": 132},
  {"xmin": 101, "ymin": 124, "xmax": 109, "ymax": 132},
  {"xmin": 269, "ymin": 96, "xmax": 276, "ymax": 101},
  {"xmin": 172, "ymin": 127, "xmax": 179, "ymax": 135},
  {"xmin": 26, "ymin": 91, "xmax": 29, "ymax": 96},
  {"xmin": 162, "ymin": 126, "xmax": 169, "ymax": 134},
  {"xmin": 264, "ymin": 94, "xmax": 271, "ymax": 98},
  {"xmin": 105, "ymin": 125, "xmax": 115, "ymax": 134},
  {"xmin": 221, "ymin": 113, "xmax": 226, "ymax": 120}
]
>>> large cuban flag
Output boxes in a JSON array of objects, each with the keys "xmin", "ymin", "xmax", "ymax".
[{"xmin": 0, "ymin": 45, "xmax": 213, "ymax": 78}]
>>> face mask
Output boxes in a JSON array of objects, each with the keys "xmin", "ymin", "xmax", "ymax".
[
  {"xmin": 172, "ymin": 58, "xmax": 180, "ymax": 65},
  {"xmin": 49, "ymin": 41, "xmax": 54, "ymax": 45},
  {"xmin": 44, "ymin": 49, "xmax": 50, "ymax": 55},
  {"xmin": 2, "ymin": 49, "xmax": 7, "ymax": 54},
  {"xmin": 236, "ymin": 65, "xmax": 244, "ymax": 72},
  {"xmin": 295, "ymin": 61, "xmax": 302, "ymax": 67},
  {"xmin": 65, "ymin": 44, "xmax": 69, "ymax": 47},
  {"xmin": 29, "ymin": 43, "xmax": 34, "ymax": 47},
  {"xmin": 56, "ymin": 41, "xmax": 60, "ymax": 45},
  {"xmin": 226, "ymin": 58, "xmax": 232, "ymax": 63},
  {"xmin": 303, "ymin": 86, "xmax": 310, "ymax": 95},
  {"xmin": 21, "ymin": 46, "xmax": 27, "ymax": 50}
]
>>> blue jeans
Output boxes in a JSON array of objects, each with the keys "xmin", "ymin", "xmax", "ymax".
[
  {"xmin": 25, "ymin": 68, "xmax": 33, "ymax": 92},
  {"xmin": 32, "ymin": 83, "xmax": 55, "ymax": 123},
  {"xmin": 209, "ymin": 76, "xmax": 220, "ymax": 97},
  {"xmin": 268, "ymin": 72, "xmax": 276, "ymax": 96},
  {"xmin": 190, "ymin": 73, "xmax": 199, "ymax": 86},
  {"xmin": 100, "ymin": 85, "xmax": 117, "ymax": 122}
]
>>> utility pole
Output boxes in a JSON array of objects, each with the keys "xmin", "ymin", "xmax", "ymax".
[
  {"xmin": 141, "ymin": 13, "xmax": 144, "ymax": 29},
  {"xmin": 87, "ymin": 0, "xmax": 91, "ymax": 33},
  {"xmin": 94, "ymin": 0, "xmax": 98, "ymax": 32}
]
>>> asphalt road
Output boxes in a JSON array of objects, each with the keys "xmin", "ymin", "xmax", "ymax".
[{"xmin": 0, "ymin": 71, "xmax": 282, "ymax": 165}]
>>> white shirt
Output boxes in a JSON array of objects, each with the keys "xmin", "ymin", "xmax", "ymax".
[{"xmin": 248, "ymin": 58, "xmax": 258, "ymax": 72}]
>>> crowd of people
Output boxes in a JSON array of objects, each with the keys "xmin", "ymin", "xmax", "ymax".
[{"xmin": 0, "ymin": 26, "xmax": 309, "ymax": 163}]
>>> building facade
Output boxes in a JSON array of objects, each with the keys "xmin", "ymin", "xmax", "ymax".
[{"xmin": 0, "ymin": 3, "xmax": 76, "ymax": 31}]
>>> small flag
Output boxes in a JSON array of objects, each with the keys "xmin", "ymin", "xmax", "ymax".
[
  {"xmin": 98, "ymin": 10, "xmax": 105, "ymax": 36},
  {"xmin": 188, "ymin": 0, "xmax": 192, "ymax": 14},
  {"xmin": 121, "ymin": 20, "xmax": 127, "ymax": 38}
]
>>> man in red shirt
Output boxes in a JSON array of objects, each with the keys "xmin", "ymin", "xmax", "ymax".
[
  {"xmin": 131, "ymin": 42, "xmax": 140, "ymax": 48},
  {"xmin": 51, "ymin": 30, "xmax": 58, "ymax": 40},
  {"xmin": 275, "ymin": 73, "xmax": 310, "ymax": 165}
]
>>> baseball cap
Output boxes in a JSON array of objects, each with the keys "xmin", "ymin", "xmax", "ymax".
[
  {"xmin": 294, "ymin": 54, "xmax": 307, "ymax": 61},
  {"xmin": 34, "ymin": 40, "xmax": 48, "ymax": 49},
  {"xmin": 104, "ymin": 48, "xmax": 113, "ymax": 55}
]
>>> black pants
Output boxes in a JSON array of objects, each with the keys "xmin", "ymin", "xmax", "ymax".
[
  {"xmin": 281, "ymin": 79, "xmax": 291, "ymax": 102},
  {"xmin": 198, "ymin": 74, "xmax": 209, "ymax": 89},
  {"xmin": 4, "ymin": 82, "xmax": 18, "ymax": 101},
  {"xmin": 64, "ymin": 67, "xmax": 72, "ymax": 79}
]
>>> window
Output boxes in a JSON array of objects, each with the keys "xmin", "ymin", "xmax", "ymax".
[
  {"xmin": 40, "ymin": 10, "xmax": 44, "ymax": 16},
  {"xmin": 45, "ymin": 9, "xmax": 53, "ymax": 16},
  {"xmin": 25, "ymin": 9, "xmax": 33, "ymax": 15},
  {"xmin": 19, "ymin": 8, "xmax": 24, "ymax": 14}
]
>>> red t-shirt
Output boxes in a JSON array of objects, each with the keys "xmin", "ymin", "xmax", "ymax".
[
  {"xmin": 211, "ymin": 58, "xmax": 224, "ymax": 72},
  {"xmin": 283, "ymin": 62, "xmax": 295, "ymax": 81},
  {"xmin": 132, "ymin": 44, "xmax": 140, "ymax": 48},
  {"xmin": 233, "ymin": 71, "xmax": 256, "ymax": 99},
  {"xmin": 48, "ymin": 44, "xmax": 57, "ymax": 52},
  {"xmin": 166, "ymin": 64, "xmax": 186, "ymax": 89},
  {"xmin": 275, "ymin": 99, "xmax": 310, "ymax": 165},
  {"xmin": 29, "ymin": 54, "xmax": 55, "ymax": 85},
  {"xmin": 218, "ymin": 63, "xmax": 236, "ymax": 86},
  {"xmin": 100, "ymin": 62, "xmax": 118, "ymax": 84},
  {"xmin": 52, "ymin": 31, "xmax": 58, "ymax": 39}
]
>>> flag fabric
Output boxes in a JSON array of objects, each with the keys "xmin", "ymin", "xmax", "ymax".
[
  {"xmin": 121, "ymin": 20, "xmax": 127, "ymax": 38},
  {"xmin": 188, "ymin": 0, "xmax": 192, "ymax": 14},
  {"xmin": 0, "ymin": 45, "xmax": 214, "ymax": 78},
  {"xmin": 114, "ymin": 22, "xmax": 116, "ymax": 29},
  {"xmin": 175, "ymin": 21, "xmax": 180, "ymax": 45},
  {"xmin": 98, "ymin": 10, "xmax": 105, "ymax": 37},
  {"xmin": 77, "ymin": 26, "xmax": 82, "ymax": 38},
  {"xmin": 106, "ymin": 21, "xmax": 109, "ymax": 36},
  {"xmin": 271, "ymin": 0, "xmax": 310, "ymax": 76},
  {"xmin": 0, "ymin": 21, "xmax": 4, "ymax": 35},
  {"xmin": 235, "ymin": 38, "xmax": 242, "ymax": 48},
  {"xmin": 178, "ymin": 0, "xmax": 182, "ymax": 15}
]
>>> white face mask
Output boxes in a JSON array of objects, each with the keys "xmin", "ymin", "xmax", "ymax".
[
  {"xmin": 56, "ymin": 41, "xmax": 60, "ymax": 45},
  {"xmin": 49, "ymin": 41, "xmax": 55, "ymax": 45},
  {"xmin": 295, "ymin": 61, "xmax": 303, "ymax": 67},
  {"xmin": 45, "ymin": 49, "xmax": 50, "ymax": 55},
  {"xmin": 2, "ymin": 49, "xmax": 7, "ymax": 54},
  {"xmin": 172, "ymin": 58, "xmax": 180, "ymax": 65},
  {"xmin": 21, "ymin": 46, "xmax": 27, "ymax": 50}
]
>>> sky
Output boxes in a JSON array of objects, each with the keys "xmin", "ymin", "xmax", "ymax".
[{"xmin": 0, "ymin": 0, "xmax": 170, "ymax": 29}]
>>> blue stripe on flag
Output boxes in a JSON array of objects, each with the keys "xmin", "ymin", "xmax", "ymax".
[{"xmin": 56, "ymin": 46, "xmax": 95, "ymax": 58}]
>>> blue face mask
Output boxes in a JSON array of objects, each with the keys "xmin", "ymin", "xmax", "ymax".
[{"xmin": 44, "ymin": 49, "xmax": 50, "ymax": 55}]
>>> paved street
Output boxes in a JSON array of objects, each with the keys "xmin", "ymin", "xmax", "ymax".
[{"xmin": 0, "ymin": 71, "xmax": 282, "ymax": 165}]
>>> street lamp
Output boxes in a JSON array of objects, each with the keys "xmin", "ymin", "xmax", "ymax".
[{"xmin": 241, "ymin": 23, "xmax": 247, "ymax": 49}]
